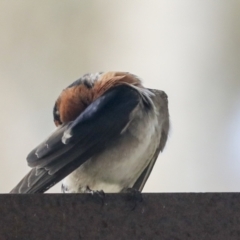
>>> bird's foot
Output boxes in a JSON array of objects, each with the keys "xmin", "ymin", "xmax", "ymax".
[
  {"xmin": 123, "ymin": 188, "xmax": 143, "ymax": 210},
  {"xmin": 61, "ymin": 184, "xmax": 69, "ymax": 193},
  {"xmin": 86, "ymin": 186, "xmax": 105, "ymax": 206}
]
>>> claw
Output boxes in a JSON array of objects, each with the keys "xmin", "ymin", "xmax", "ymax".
[
  {"xmin": 86, "ymin": 186, "xmax": 105, "ymax": 206},
  {"xmin": 61, "ymin": 184, "xmax": 69, "ymax": 193},
  {"xmin": 123, "ymin": 188, "xmax": 143, "ymax": 210}
]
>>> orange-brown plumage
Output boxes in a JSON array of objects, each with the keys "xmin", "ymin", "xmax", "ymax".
[
  {"xmin": 55, "ymin": 72, "xmax": 143, "ymax": 126},
  {"xmin": 57, "ymin": 85, "xmax": 93, "ymax": 124}
]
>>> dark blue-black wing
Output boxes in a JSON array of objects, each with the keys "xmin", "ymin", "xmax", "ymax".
[
  {"xmin": 132, "ymin": 89, "xmax": 169, "ymax": 191},
  {"xmin": 10, "ymin": 85, "xmax": 140, "ymax": 193},
  {"xmin": 132, "ymin": 122, "xmax": 169, "ymax": 191}
]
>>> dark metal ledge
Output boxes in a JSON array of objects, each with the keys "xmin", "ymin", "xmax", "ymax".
[{"xmin": 1, "ymin": 193, "xmax": 240, "ymax": 240}]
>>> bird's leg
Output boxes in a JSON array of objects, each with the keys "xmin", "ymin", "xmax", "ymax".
[
  {"xmin": 122, "ymin": 187, "xmax": 143, "ymax": 210},
  {"xmin": 61, "ymin": 184, "xmax": 69, "ymax": 193},
  {"xmin": 86, "ymin": 186, "xmax": 105, "ymax": 205}
]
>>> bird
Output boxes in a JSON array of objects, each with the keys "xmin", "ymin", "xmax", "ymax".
[{"xmin": 10, "ymin": 71, "xmax": 169, "ymax": 194}]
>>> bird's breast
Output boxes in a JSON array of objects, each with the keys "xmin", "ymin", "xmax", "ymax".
[{"xmin": 62, "ymin": 104, "xmax": 161, "ymax": 193}]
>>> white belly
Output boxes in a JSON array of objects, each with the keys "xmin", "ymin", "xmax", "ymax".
[{"xmin": 62, "ymin": 106, "xmax": 161, "ymax": 193}]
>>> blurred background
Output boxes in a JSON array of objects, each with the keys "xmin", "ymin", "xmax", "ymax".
[{"xmin": 0, "ymin": 1, "xmax": 239, "ymax": 193}]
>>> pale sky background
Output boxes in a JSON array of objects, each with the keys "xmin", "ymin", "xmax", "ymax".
[{"xmin": 0, "ymin": 1, "xmax": 239, "ymax": 193}]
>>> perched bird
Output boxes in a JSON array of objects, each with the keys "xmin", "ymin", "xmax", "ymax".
[{"xmin": 10, "ymin": 72, "xmax": 169, "ymax": 194}]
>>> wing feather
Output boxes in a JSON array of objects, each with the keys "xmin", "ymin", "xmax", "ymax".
[
  {"xmin": 132, "ymin": 90, "xmax": 169, "ymax": 191},
  {"xmin": 11, "ymin": 85, "xmax": 140, "ymax": 193}
]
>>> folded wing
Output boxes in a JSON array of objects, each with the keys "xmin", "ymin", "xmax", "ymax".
[{"xmin": 10, "ymin": 85, "xmax": 140, "ymax": 193}]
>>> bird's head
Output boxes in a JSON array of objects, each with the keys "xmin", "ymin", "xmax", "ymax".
[{"xmin": 53, "ymin": 72, "xmax": 143, "ymax": 126}]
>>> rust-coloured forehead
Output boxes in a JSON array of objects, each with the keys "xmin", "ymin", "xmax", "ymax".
[
  {"xmin": 53, "ymin": 72, "xmax": 142, "ymax": 126},
  {"xmin": 97, "ymin": 72, "xmax": 142, "ymax": 87},
  {"xmin": 55, "ymin": 84, "xmax": 93, "ymax": 124},
  {"xmin": 92, "ymin": 72, "xmax": 142, "ymax": 99}
]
